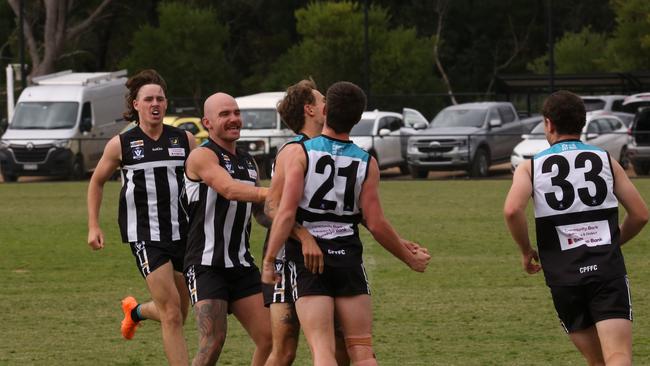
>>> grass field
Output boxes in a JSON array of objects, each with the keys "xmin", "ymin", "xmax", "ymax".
[{"xmin": 1, "ymin": 179, "xmax": 650, "ymax": 365}]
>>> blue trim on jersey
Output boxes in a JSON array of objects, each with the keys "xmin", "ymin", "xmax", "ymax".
[
  {"xmin": 303, "ymin": 135, "xmax": 369, "ymax": 162},
  {"xmin": 534, "ymin": 140, "xmax": 604, "ymax": 159}
]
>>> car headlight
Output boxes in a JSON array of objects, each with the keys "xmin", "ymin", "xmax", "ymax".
[
  {"xmin": 248, "ymin": 141, "xmax": 265, "ymax": 152},
  {"xmin": 54, "ymin": 139, "xmax": 71, "ymax": 148}
]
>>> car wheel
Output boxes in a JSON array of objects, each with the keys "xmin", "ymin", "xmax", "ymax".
[
  {"xmin": 69, "ymin": 157, "xmax": 85, "ymax": 180},
  {"xmin": 399, "ymin": 162, "xmax": 410, "ymax": 175},
  {"xmin": 619, "ymin": 146, "xmax": 629, "ymax": 169},
  {"xmin": 469, "ymin": 148, "xmax": 489, "ymax": 178},
  {"xmin": 409, "ymin": 164, "xmax": 428, "ymax": 179},
  {"xmin": 632, "ymin": 162, "xmax": 650, "ymax": 176},
  {"xmin": 3, "ymin": 172, "xmax": 17, "ymax": 182}
]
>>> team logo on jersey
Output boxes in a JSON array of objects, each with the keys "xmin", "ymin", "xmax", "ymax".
[
  {"xmin": 332, "ymin": 143, "xmax": 344, "ymax": 155},
  {"xmin": 247, "ymin": 168, "xmax": 257, "ymax": 180},
  {"xmin": 130, "ymin": 140, "xmax": 144, "ymax": 148},
  {"xmin": 132, "ymin": 146, "xmax": 144, "ymax": 160},
  {"xmin": 221, "ymin": 154, "xmax": 234, "ymax": 173},
  {"xmin": 169, "ymin": 137, "xmax": 180, "ymax": 146}
]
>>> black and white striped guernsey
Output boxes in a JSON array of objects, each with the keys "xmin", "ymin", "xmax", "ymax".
[
  {"xmin": 532, "ymin": 139, "xmax": 626, "ymax": 286},
  {"xmin": 118, "ymin": 124, "xmax": 190, "ymax": 243},
  {"xmin": 184, "ymin": 139, "xmax": 259, "ymax": 269}
]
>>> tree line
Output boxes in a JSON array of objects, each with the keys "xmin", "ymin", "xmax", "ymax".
[{"xmin": 0, "ymin": 0, "xmax": 648, "ymax": 117}]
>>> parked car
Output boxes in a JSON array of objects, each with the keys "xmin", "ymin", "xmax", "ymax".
[
  {"xmin": 510, "ymin": 111, "xmax": 628, "ymax": 171},
  {"xmin": 235, "ymin": 92, "xmax": 294, "ymax": 178},
  {"xmin": 623, "ymin": 92, "xmax": 650, "ymax": 175},
  {"xmin": 122, "ymin": 116, "xmax": 208, "ymax": 146},
  {"xmin": 0, "ymin": 70, "xmax": 128, "ymax": 182},
  {"xmin": 350, "ymin": 108, "xmax": 428, "ymax": 174},
  {"xmin": 406, "ymin": 101, "xmax": 528, "ymax": 178},
  {"xmin": 580, "ymin": 94, "xmax": 635, "ymax": 126}
]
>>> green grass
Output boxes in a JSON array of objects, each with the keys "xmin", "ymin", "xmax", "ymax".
[{"xmin": 1, "ymin": 179, "xmax": 650, "ymax": 365}]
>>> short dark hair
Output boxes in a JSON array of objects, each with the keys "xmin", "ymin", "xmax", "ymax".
[
  {"xmin": 541, "ymin": 90, "xmax": 585, "ymax": 134},
  {"xmin": 124, "ymin": 69, "xmax": 168, "ymax": 123},
  {"xmin": 277, "ymin": 79, "xmax": 318, "ymax": 133},
  {"xmin": 325, "ymin": 81, "xmax": 366, "ymax": 134}
]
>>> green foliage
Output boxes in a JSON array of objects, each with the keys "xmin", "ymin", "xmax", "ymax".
[
  {"xmin": 603, "ymin": 0, "xmax": 650, "ymax": 71},
  {"xmin": 258, "ymin": 1, "xmax": 441, "ymax": 98},
  {"xmin": 527, "ymin": 27, "xmax": 610, "ymax": 74},
  {"xmin": 120, "ymin": 2, "xmax": 236, "ymax": 103}
]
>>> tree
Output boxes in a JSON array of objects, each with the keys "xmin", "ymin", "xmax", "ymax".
[
  {"xmin": 7, "ymin": 0, "xmax": 115, "ymax": 77},
  {"xmin": 527, "ymin": 27, "xmax": 609, "ymax": 74},
  {"xmin": 259, "ymin": 1, "xmax": 441, "ymax": 109},
  {"xmin": 603, "ymin": 0, "xmax": 650, "ymax": 71},
  {"xmin": 120, "ymin": 2, "xmax": 235, "ymax": 109}
]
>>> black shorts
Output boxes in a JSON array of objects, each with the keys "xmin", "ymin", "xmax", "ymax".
[
  {"xmin": 291, "ymin": 261, "xmax": 370, "ymax": 300},
  {"xmin": 550, "ymin": 275, "xmax": 633, "ymax": 333},
  {"xmin": 185, "ymin": 264, "xmax": 262, "ymax": 306},
  {"xmin": 262, "ymin": 259, "xmax": 295, "ymax": 307},
  {"xmin": 128, "ymin": 240, "xmax": 185, "ymax": 278}
]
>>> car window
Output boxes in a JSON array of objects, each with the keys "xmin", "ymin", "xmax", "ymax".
[
  {"xmin": 388, "ymin": 117, "xmax": 403, "ymax": 131},
  {"xmin": 377, "ymin": 117, "xmax": 391, "ymax": 131},
  {"xmin": 595, "ymin": 119, "xmax": 613, "ymax": 133},
  {"xmin": 606, "ymin": 118, "xmax": 622, "ymax": 130},
  {"xmin": 488, "ymin": 108, "xmax": 501, "ymax": 124},
  {"xmin": 350, "ymin": 119, "xmax": 375, "ymax": 136},
  {"xmin": 611, "ymin": 100, "xmax": 625, "ymax": 112},
  {"xmin": 582, "ymin": 99, "xmax": 606, "ymax": 112},
  {"xmin": 178, "ymin": 122, "xmax": 199, "ymax": 135},
  {"xmin": 497, "ymin": 106, "xmax": 516, "ymax": 123},
  {"xmin": 431, "ymin": 109, "xmax": 487, "ymax": 128},
  {"xmin": 586, "ymin": 121, "xmax": 600, "ymax": 134},
  {"xmin": 240, "ymin": 109, "xmax": 277, "ymax": 129}
]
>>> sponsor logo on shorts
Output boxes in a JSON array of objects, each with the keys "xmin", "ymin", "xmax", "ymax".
[{"xmin": 327, "ymin": 248, "xmax": 346, "ymax": 255}]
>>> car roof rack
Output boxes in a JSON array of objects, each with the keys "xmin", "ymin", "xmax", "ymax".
[{"xmin": 31, "ymin": 69, "xmax": 127, "ymax": 86}]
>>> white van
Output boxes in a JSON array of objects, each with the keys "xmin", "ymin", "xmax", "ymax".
[
  {"xmin": 0, "ymin": 70, "xmax": 128, "ymax": 181},
  {"xmin": 235, "ymin": 92, "xmax": 295, "ymax": 178}
]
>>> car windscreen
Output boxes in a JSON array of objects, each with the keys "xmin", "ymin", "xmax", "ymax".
[
  {"xmin": 430, "ymin": 109, "xmax": 486, "ymax": 128},
  {"xmin": 240, "ymin": 109, "xmax": 276, "ymax": 129},
  {"xmin": 528, "ymin": 121, "xmax": 546, "ymax": 139},
  {"xmin": 10, "ymin": 102, "xmax": 79, "ymax": 130},
  {"xmin": 582, "ymin": 99, "xmax": 606, "ymax": 112},
  {"xmin": 350, "ymin": 119, "xmax": 374, "ymax": 136}
]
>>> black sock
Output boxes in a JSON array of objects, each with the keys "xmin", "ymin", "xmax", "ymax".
[{"xmin": 130, "ymin": 304, "xmax": 145, "ymax": 322}]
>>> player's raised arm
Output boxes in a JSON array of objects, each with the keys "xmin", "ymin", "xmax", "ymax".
[
  {"xmin": 185, "ymin": 146, "xmax": 267, "ymax": 203},
  {"xmin": 359, "ymin": 156, "xmax": 430, "ymax": 272}
]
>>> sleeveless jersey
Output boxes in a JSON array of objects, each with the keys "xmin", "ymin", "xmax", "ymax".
[
  {"xmin": 118, "ymin": 124, "xmax": 190, "ymax": 243},
  {"xmin": 184, "ymin": 139, "xmax": 258, "ymax": 269},
  {"xmin": 285, "ymin": 135, "xmax": 370, "ymax": 267},
  {"xmin": 532, "ymin": 139, "xmax": 625, "ymax": 286},
  {"xmin": 262, "ymin": 133, "xmax": 309, "ymax": 260}
]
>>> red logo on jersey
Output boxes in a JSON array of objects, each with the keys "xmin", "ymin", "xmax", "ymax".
[{"xmin": 568, "ymin": 238, "xmax": 573, "ymax": 245}]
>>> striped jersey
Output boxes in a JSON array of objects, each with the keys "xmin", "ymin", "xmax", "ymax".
[
  {"xmin": 532, "ymin": 139, "xmax": 625, "ymax": 286},
  {"xmin": 118, "ymin": 124, "xmax": 190, "ymax": 243},
  {"xmin": 262, "ymin": 133, "xmax": 309, "ymax": 260},
  {"xmin": 184, "ymin": 139, "xmax": 259, "ymax": 269},
  {"xmin": 285, "ymin": 135, "xmax": 370, "ymax": 267}
]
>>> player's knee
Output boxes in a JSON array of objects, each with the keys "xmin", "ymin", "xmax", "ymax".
[
  {"xmin": 345, "ymin": 335, "xmax": 375, "ymax": 364},
  {"xmin": 603, "ymin": 351, "xmax": 631, "ymax": 366}
]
